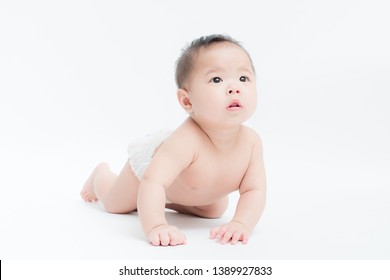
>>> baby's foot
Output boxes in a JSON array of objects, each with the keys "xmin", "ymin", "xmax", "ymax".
[{"xmin": 80, "ymin": 162, "xmax": 108, "ymax": 202}]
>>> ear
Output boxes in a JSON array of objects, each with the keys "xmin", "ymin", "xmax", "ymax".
[{"xmin": 177, "ymin": 88, "xmax": 193, "ymax": 113}]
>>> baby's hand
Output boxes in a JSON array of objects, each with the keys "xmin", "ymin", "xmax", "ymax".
[
  {"xmin": 147, "ymin": 225, "xmax": 186, "ymax": 246},
  {"xmin": 210, "ymin": 221, "xmax": 249, "ymax": 245}
]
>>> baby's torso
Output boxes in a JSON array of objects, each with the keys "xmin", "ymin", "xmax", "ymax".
[{"xmin": 166, "ymin": 128, "xmax": 254, "ymax": 206}]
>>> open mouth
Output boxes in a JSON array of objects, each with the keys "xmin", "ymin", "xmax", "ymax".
[{"xmin": 227, "ymin": 100, "xmax": 242, "ymax": 110}]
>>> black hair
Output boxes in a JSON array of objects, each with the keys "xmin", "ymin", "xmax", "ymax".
[{"xmin": 175, "ymin": 34, "xmax": 255, "ymax": 89}]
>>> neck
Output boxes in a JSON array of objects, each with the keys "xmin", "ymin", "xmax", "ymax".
[{"xmin": 189, "ymin": 118, "xmax": 242, "ymax": 150}]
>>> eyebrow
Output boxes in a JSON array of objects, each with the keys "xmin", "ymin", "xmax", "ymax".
[
  {"xmin": 237, "ymin": 66, "xmax": 254, "ymax": 74},
  {"xmin": 204, "ymin": 68, "xmax": 224, "ymax": 76},
  {"xmin": 204, "ymin": 66, "xmax": 253, "ymax": 76}
]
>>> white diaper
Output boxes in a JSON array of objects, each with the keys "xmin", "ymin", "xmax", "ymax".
[{"xmin": 127, "ymin": 130, "xmax": 172, "ymax": 179}]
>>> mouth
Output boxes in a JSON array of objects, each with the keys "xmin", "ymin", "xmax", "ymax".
[{"xmin": 227, "ymin": 100, "xmax": 242, "ymax": 110}]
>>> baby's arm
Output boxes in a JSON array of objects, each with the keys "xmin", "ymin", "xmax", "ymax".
[
  {"xmin": 137, "ymin": 129, "xmax": 195, "ymax": 246},
  {"xmin": 210, "ymin": 134, "xmax": 266, "ymax": 244}
]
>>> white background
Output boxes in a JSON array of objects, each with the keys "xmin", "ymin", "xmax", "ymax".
[{"xmin": 0, "ymin": 0, "xmax": 389, "ymax": 259}]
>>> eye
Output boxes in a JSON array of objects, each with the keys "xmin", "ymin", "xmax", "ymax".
[
  {"xmin": 239, "ymin": 76, "xmax": 249, "ymax": 82},
  {"xmin": 210, "ymin": 77, "xmax": 223, "ymax": 83}
]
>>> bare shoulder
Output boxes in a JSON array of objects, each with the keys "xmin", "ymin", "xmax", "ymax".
[
  {"xmin": 156, "ymin": 118, "xmax": 202, "ymax": 162},
  {"xmin": 143, "ymin": 119, "xmax": 200, "ymax": 184},
  {"xmin": 167, "ymin": 118, "xmax": 203, "ymax": 146},
  {"xmin": 240, "ymin": 125, "xmax": 264, "ymax": 150}
]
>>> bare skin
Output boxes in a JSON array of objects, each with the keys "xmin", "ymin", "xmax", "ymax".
[{"xmin": 81, "ymin": 42, "xmax": 267, "ymax": 246}]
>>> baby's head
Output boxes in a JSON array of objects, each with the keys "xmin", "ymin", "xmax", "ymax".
[
  {"xmin": 175, "ymin": 34, "xmax": 258, "ymax": 128},
  {"xmin": 175, "ymin": 34, "xmax": 255, "ymax": 90}
]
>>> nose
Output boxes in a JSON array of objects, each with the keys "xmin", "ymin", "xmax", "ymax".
[
  {"xmin": 228, "ymin": 87, "xmax": 240, "ymax": 95},
  {"xmin": 228, "ymin": 89, "xmax": 240, "ymax": 94}
]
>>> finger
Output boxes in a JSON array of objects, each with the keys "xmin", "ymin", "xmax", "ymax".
[
  {"xmin": 169, "ymin": 230, "xmax": 187, "ymax": 246},
  {"xmin": 178, "ymin": 233, "xmax": 187, "ymax": 245},
  {"xmin": 159, "ymin": 232, "xmax": 170, "ymax": 246},
  {"xmin": 169, "ymin": 231, "xmax": 181, "ymax": 246},
  {"xmin": 210, "ymin": 227, "xmax": 219, "ymax": 239},
  {"xmin": 216, "ymin": 225, "xmax": 230, "ymax": 239},
  {"xmin": 220, "ymin": 229, "xmax": 234, "ymax": 245},
  {"xmin": 241, "ymin": 233, "xmax": 249, "ymax": 244},
  {"xmin": 149, "ymin": 234, "xmax": 160, "ymax": 246},
  {"xmin": 230, "ymin": 231, "xmax": 242, "ymax": 245}
]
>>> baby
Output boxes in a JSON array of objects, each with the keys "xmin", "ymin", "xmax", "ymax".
[{"xmin": 81, "ymin": 34, "xmax": 266, "ymax": 246}]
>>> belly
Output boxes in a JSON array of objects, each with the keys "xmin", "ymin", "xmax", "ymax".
[
  {"xmin": 165, "ymin": 143, "xmax": 251, "ymax": 206},
  {"xmin": 165, "ymin": 172, "xmax": 242, "ymax": 206}
]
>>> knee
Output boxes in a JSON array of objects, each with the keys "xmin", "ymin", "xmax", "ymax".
[
  {"xmin": 197, "ymin": 197, "xmax": 228, "ymax": 219},
  {"xmin": 104, "ymin": 202, "xmax": 134, "ymax": 214},
  {"xmin": 105, "ymin": 204, "xmax": 122, "ymax": 214}
]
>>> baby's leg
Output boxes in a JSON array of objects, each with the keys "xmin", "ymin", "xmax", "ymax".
[
  {"xmin": 166, "ymin": 196, "xmax": 228, "ymax": 219},
  {"xmin": 80, "ymin": 161, "xmax": 140, "ymax": 213}
]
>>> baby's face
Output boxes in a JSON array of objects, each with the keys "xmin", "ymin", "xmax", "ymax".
[{"xmin": 185, "ymin": 42, "xmax": 257, "ymax": 129}]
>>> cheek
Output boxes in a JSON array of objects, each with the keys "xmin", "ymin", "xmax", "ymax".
[
  {"xmin": 248, "ymin": 95, "xmax": 258, "ymax": 112},
  {"xmin": 194, "ymin": 96, "xmax": 219, "ymax": 113},
  {"xmin": 246, "ymin": 86, "xmax": 258, "ymax": 104},
  {"xmin": 242, "ymin": 90, "xmax": 257, "ymax": 115},
  {"xmin": 191, "ymin": 88, "xmax": 223, "ymax": 109},
  {"xmin": 192, "ymin": 96, "xmax": 226, "ymax": 121},
  {"xmin": 252, "ymin": 93, "xmax": 258, "ymax": 106}
]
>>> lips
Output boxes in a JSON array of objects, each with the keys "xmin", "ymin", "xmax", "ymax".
[{"xmin": 227, "ymin": 100, "xmax": 242, "ymax": 110}]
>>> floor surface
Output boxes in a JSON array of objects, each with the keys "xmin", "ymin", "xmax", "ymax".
[{"xmin": 1, "ymin": 141, "xmax": 389, "ymax": 260}]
